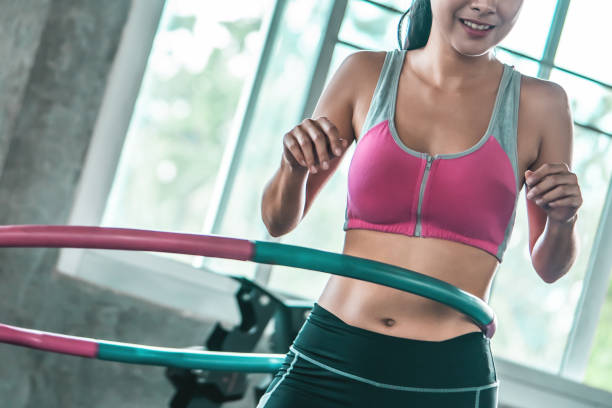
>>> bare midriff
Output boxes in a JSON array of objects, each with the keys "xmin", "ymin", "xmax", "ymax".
[{"xmin": 316, "ymin": 228, "xmax": 499, "ymax": 341}]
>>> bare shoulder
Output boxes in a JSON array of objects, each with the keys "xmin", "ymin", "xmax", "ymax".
[
  {"xmin": 346, "ymin": 49, "xmax": 388, "ymax": 74},
  {"xmin": 520, "ymin": 74, "xmax": 571, "ymax": 121},
  {"xmin": 321, "ymin": 50, "xmax": 387, "ymax": 108},
  {"xmin": 336, "ymin": 50, "xmax": 388, "ymax": 91},
  {"xmin": 518, "ymin": 72, "xmax": 573, "ymax": 174},
  {"xmin": 518, "ymin": 73, "xmax": 572, "ymax": 152}
]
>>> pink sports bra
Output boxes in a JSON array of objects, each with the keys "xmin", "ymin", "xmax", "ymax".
[{"xmin": 343, "ymin": 50, "xmax": 522, "ymax": 263}]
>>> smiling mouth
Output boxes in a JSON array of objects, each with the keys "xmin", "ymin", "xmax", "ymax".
[{"xmin": 459, "ymin": 18, "xmax": 495, "ymax": 31}]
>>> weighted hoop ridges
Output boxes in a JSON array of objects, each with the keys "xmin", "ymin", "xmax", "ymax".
[{"xmin": 0, "ymin": 225, "xmax": 496, "ymax": 373}]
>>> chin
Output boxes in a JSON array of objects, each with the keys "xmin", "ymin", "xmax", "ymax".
[
  {"xmin": 452, "ymin": 43, "xmax": 495, "ymax": 58},
  {"xmin": 461, "ymin": 50, "xmax": 491, "ymax": 58}
]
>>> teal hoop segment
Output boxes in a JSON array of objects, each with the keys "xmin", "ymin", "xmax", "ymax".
[
  {"xmin": 253, "ymin": 240, "xmax": 496, "ymax": 335},
  {"xmin": 97, "ymin": 342, "xmax": 284, "ymax": 373}
]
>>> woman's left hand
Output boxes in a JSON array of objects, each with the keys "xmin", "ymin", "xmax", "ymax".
[{"xmin": 525, "ymin": 163, "xmax": 582, "ymax": 224}]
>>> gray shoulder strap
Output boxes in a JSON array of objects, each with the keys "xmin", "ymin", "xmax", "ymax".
[
  {"xmin": 491, "ymin": 65, "xmax": 521, "ymax": 192},
  {"xmin": 494, "ymin": 65, "xmax": 522, "ymax": 262},
  {"xmin": 358, "ymin": 49, "xmax": 403, "ymax": 140}
]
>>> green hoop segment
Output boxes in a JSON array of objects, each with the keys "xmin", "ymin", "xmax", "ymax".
[{"xmin": 253, "ymin": 241, "xmax": 496, "ymax": 337}]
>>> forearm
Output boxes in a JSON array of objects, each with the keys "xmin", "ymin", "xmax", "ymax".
[
  {"xmin": 532, "ymin": 214, "xmax": 579, "ymax": 283},
  {"xmin": 261, "ymin": 158, "xmax": 309, "ymax": 237}
]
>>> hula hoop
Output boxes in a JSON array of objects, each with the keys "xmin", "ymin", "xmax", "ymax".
[{"xmin": 0, "ymin": 225, "xmax": 496, "ymax": 373}]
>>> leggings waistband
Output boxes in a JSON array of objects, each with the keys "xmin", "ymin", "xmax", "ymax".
[{"xmin": 291, "ymin": 302, "xmax": 497, "ymax": 388}]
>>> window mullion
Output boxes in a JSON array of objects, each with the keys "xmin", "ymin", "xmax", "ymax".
[
  {"xmin": 359, "ymin": 0, "xmax": 403, "ymax": 15},
  {"xmin": 299, "ymin": 0, "xmax": 350, "ymax": 121},
  {"xmin": 537, "ymin": 0, "xmax": 571, "ymax": 79},
  {"xmin": 201, "ymin": 0, "xmax": 288, "ymax": 236}
]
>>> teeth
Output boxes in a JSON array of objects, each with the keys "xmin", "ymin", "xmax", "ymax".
[{"xmin": 462, "ymin": 19, "xmax": 492, "ymax": 30}]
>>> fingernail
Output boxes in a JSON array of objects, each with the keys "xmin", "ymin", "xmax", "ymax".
[
  {"xmin": 310, "ymin": 166, "xmax": 317, "ymax": 174},
  {"xmin": 334, "ymin": 148, "xmax": 342, "ymax": 156},
  {"xmin": 322, "ymin": 161, "xmax": 329, "ymax": 170}
]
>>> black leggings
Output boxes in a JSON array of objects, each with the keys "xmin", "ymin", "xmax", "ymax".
[{"xmin": 257, "ymin": 303, "xmax": 498, "ymax": 407}]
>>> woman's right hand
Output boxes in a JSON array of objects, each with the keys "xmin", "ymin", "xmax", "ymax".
[{"xmin": 282, "ymin": 117, "xmax": 349, "ymax": 174}]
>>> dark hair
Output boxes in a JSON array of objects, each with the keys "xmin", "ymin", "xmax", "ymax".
[{"xmin": 397, "ymin": 0, "xmax": 432, "ymax": 50}]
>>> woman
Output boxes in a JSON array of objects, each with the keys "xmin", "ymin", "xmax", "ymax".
[{"xmin": 258, "ymin": 0, "xmax": 582, "ymax": 407}]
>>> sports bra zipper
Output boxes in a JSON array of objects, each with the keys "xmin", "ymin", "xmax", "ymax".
[{"xmin": 415, "ymin": 155, "xmax": 434, "ymax": 237}]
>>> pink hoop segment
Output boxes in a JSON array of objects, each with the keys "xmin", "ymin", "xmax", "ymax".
[
  {"xmin": 0, "ymin": 323, "xmax": 98, "ymax": 358},
  {"xmin": 0, "ymin": 225, "xmax": 254, "ymax": 260}
]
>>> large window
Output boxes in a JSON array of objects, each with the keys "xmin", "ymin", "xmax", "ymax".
[
  {"xmin": 63, "ymin": 0, "xmax": 612, "ymax": 404},
  {"xmin": 102, "ymin": 0, "xmax": 274, "ymax": 268}
]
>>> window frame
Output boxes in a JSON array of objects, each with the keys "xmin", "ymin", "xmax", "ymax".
[
  {"xmin": 57, "ymin": 0, "xmax": 612, "ymax": 405},
  {"xmin": 560, "ymin": 179, "xmax": 612, "ymax": 380}
]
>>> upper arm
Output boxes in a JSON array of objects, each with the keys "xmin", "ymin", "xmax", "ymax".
[
  {"xmin": 525, "ymin": 80, "xmax": 574, "ymax": 255},
  {"xmin": 301, "ymin": 51, "xmax": 383, "ymax": 218}
]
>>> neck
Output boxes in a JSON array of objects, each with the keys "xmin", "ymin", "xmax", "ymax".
[{"xmin": 409, "ymin": 26, "xmax": 500, "ymax": 91}]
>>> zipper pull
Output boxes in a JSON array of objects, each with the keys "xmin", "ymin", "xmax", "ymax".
[{"xmin": 426, "ymin": 155, "xmax": 433, "ymax": 168}]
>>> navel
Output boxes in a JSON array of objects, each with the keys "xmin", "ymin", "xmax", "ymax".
[{"xmin": 381, "ymin": 318, "xmax": 396, "ymax": 327}]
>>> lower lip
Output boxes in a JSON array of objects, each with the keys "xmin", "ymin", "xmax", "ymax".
[{"xmin": 460, "ymin": 20, "xmax": 494, "ymax": 37}]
